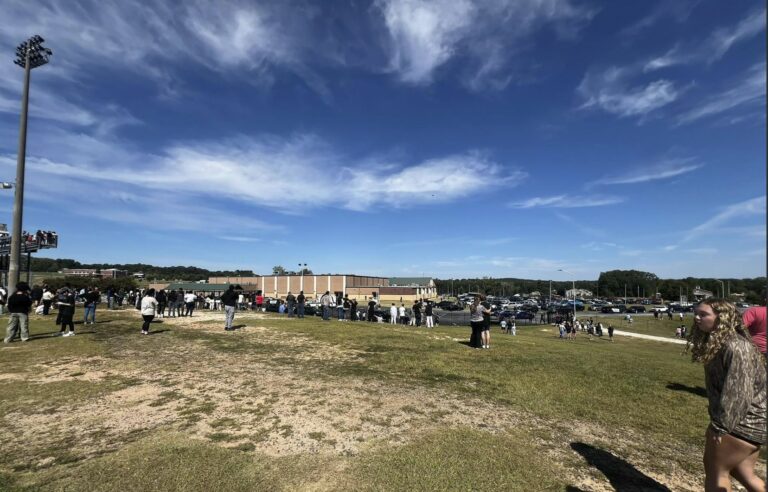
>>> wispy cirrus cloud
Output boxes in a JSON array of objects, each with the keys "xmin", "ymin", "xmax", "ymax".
[
  {"xmin": 620, "ymin": 1, "xmax": 700, "ymax": 38},
  {"xmin": 677, "ymin": 63, "xmax": 766, "ymax": 125},
  {"xmin": 644, "ymin": 8, "xmax": 765, "ymax": 71},
  {"xmin": 377, "ymin": 0, "xmax": 595, "ymax": 89},
  {"xmin": 509, "ymin": 194, "xmax": 624, "ymax": 208},
  {"xmin": 682, "ymin": 196, "xmax": 766, "ymax": 242},
  {"xmin": 588, "ymin": 157, "xmax": 702, "ymax": 187},
  {"xmin": 576, "ymin": 66, "xmax": 682, "ymax": 118}
]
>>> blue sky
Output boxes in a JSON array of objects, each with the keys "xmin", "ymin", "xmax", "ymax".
[{"xmin": 0, "ymin": 0, "xmax": 764, "ymax": 280}]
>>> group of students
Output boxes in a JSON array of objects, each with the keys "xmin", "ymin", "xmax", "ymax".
[{"xmin": 557, "ymin": 319, "xmax": 615, "ymax": 341}]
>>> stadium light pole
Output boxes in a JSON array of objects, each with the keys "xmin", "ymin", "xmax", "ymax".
[
  {"xmin": 716, "ymin": 279, "xmax": 725, "ymax": 299},
  {"xmin": 558, "ymin": 269, "xmax": 576, "ymax": 320},
  {"xmin": 8, "ymin": 36, "xmax": 52, "ymax": 295}
]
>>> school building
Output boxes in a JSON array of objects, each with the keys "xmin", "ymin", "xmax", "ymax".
[{"xmin": 203, "ymin": 274, "xmax": 437, "ymax": 302}]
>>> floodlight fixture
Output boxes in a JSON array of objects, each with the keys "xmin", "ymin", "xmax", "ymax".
[
  {"xmin": 0, "ymin": 182, "xmax": 13, "ymax": 189},
  {"xmin": 14, "ymin": 35, "xmax": 52, "ymax": 69}
]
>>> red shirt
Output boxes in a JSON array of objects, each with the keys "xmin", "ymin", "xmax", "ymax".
[{"xmin": 742, "ymin": 306, "xmax": 766, "ymax": 354}]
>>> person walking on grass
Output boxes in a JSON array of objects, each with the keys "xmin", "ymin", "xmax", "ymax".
[
  {"xmin": 687, "ymin": 299, "xmax": 766, "ymax": 492},
  {"xmin": 140, "ymin": 289, "xmax": 158, "ymax": 335},
  {"xmin": 510, "ymin": 320, "xmax": 516, "ymax": 336},
  {"xmin": 220, "ymin": 285, "xmax": 237, "ymax": 331},
  {"xmin": 608, "ymin": 324, "xmax": 614, "ymax": 342},
  {"xmin": 3, "ymin": 282, "xmax": 32, "ymax": 343},
  {"xmin": 58, "ymin": 288, "xmax": 76, "ymax": 337}
]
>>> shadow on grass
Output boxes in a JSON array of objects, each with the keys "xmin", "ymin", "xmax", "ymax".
[
  {"xmin": 666, "ymin": 382, "xmax": 707, "ymax": 397},
  {"xmin": 570, "ymin": 442, "xmax": 671, "ymax": 491},
  {"xmin": 147, "ymin": 329, "xmax": 171, "ymax": 335}
]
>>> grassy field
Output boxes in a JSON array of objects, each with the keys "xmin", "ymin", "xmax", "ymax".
[{"xmin": 0, "ymin": 308, "xmax": 762, "ymax": 491}]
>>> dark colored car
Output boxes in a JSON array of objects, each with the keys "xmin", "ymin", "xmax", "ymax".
[
  {"xmin": 514, "ymin": 311, "xmax": 536, "ymax": 320},
  {"xmin": 626, "ymin": 306, "xmax": 646, "ymax": 313},
  {"xmin": 600, "ymin": 305, "xmax": 627, "ymax": 313},
  {"xmin": 443, "ymin": 303, "xmax": 464, "ymax": 311}
]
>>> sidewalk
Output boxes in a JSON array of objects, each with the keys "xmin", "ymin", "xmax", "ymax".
[{"xmin": 613, "ymin": 329, "xmax": 687, "ymax": 345}]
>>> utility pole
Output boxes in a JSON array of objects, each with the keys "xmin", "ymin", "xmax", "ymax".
[{"xmin": 8, "ymin": 36, "xmax": 52, "ymax": 295}]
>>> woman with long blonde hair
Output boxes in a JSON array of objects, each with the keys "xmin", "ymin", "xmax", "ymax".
[{"xmin": 687, "ymin": 299, "xmax": 766, "ymax": 491}]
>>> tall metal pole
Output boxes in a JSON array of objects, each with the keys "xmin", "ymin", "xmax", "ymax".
[{"xmin": 8, "ymin": 48, "xmax": 31, "ymax": 294}]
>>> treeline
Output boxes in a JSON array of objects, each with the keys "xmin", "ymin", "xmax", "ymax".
[
  {"xmin": 435, "ymin": 270, "xmax": 766, "ymax": 305},
  {"xmin": 29, "ymin": 258, "xmax": 255, "ymax": 282}
]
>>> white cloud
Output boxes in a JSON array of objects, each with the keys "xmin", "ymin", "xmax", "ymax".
[
  {"xmin": 0, "ymin": 131, "xmax": 525, "ymax": 217},
  {"xmin": 677, "ymin": 63, "xmax": 766, "ymax": 125},
  {"xmin": 643, "ymin": 9, "xmax": 765, "ymax": 72},
  {"xmin": 509, "ymin": 194, "xmax": 623, "ymax": 208},
  {"xmin": 577, "ymin": 66, "xmax": 681, "ymax": 118},
  {"xmin": 620, "ymin": 1, "xmax": 699, "ymax": 38},
  {"xmin": 378, "ymin": 0, "xmax": 594, "ymax": 88},
  {"xmin": 589, "ymin": 157, "xmax": 702, "ymax": 186},
  {"xmin": 683, "ymin": 196, "xmax": 766, "ymax": 242},
  {"xmin": 708, "ymin": 9, "xmax": 766, "ymax": 61}
]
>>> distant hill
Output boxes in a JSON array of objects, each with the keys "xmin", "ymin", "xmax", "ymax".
[{"xmin": 29, "ymin": 258, "xmax": 254, "ymax": 282}]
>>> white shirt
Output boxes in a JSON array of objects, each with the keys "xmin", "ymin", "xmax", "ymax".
[
  {"xmin": 141, "ymin": 296, "xmax": 158, "ymax": 316},
  {"xmin": 390, "ymin": 306, "xmax": 398, "ymax": 317},
  {"xmin": 184, "ymin": 293, "xmax": 197, "ymax": 303},
  {"xmin": 398, "ymin": 306, "xmax": 406, "ymax": 316}
]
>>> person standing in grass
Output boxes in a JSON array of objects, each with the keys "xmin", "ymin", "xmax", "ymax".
[
  {"xmin": 58, "ymin": 288, "xmax": 76, "ymax": 337},
  {"xmin": 140, "ymin": 289, "xmax": 158, "ymax": 335},
  {"xmin": 320, "ymin": 291, "xmax": 333, "ymax": 321},
  {"xmin": 220, "ymin": 285, "xmax": 237, "ymax": 331},
  {"xmin": 742, "ymin": 306, "xmax": 766, "ymax": 357},
  {"xmin": 510, "ymin": 320, "xmax": 516, "ymax": 336},
  {"xmin": 469, "ymin": 297, "xmax": 485, "ymax": 349},
  {"xmin": 297, "ymin": 291, "xmax": 306, "ymax": 318},
  {"xmin": 608, "ymin": 324, "xmax": 614, "ymax": 342},
  {"xmin": 425, "ymin": 301, "xmax": 434, "ymax": 328},
  {"xmin": 286, "ymin": 291, "xmax": 296, "ymax": 318},
  {"xmin": 3, "ymin": 282, "xmax": 32, "ymax": 343},
  {"xmin": 41, "ymin": 287, "xmax": 53, "ymax": 315},
  {"xmin": 687, "ymin": 299, "xmax": 766, "ymax": 492},
  {"xmin": 83, "ymin": 286, "xmax": 100, "ymax": 325}
]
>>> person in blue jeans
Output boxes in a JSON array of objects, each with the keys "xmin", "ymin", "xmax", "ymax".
[
  {"xmin": 83, "ymin": 286, "xmax": 100, "ymax": 325},
  {"xmin": 336, "ymin": 293, "xmax": 344, "ymax": 320},
  {"xmin": 320, "ymin": 291, "xmax": 333, "ymax": 321}
]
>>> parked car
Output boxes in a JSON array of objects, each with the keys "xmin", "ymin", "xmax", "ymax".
[
  {"xmin": 514, "ymin": 311, "xmax": 536, "ymax": 320},
  {"xmin": 601, "ymin": 305, "xmax": 626, "ymax": 313},
  {"xmin": 626, "ymin": 306, "xmax": 646, "ymax": 313},
  {"xmin": 441, "ymin": 303, "xmax": 464, "ymax": 311}
]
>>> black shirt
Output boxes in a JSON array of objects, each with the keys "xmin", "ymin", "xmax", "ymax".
[
  {"xmin": 8, "ymin": 292, "xmax": 32, "ymax": 314},
  {"xmin": 297, "ymin": 294, "xmax": 305, "ymax": 304},
  {"xmin": 220, "ymin": 290, "xmax": 237, "ymax": 307}
]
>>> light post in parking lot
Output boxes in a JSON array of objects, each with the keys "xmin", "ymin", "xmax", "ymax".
[
  {"xmin": 716, "ymin": 279, "xmax": 725, "ymax": 298},
  {"xmin": 299, "ymin": 263, "xmax": 307, "ymax": 291},
  {"xmin": 558, "ymin": 269, "xmax": 576, "ymax": 320}
]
